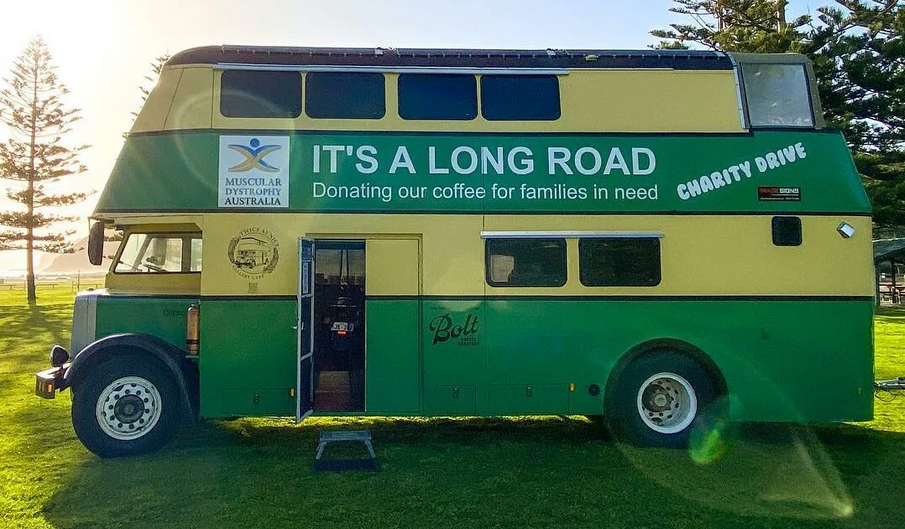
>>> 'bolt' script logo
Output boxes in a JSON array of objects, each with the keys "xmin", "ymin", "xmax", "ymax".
[
  {"xmin": 228, "ymin": 138, "xmax": 282, "ymax": 173},
  {"xmin": 429, "ymin": 312, "xmax": 480, "ymax": 346}
]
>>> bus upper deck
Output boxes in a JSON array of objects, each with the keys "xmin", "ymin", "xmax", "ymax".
[{"xmin": 97, "ymin": 46, "xmax": 864, "ymax": 219}]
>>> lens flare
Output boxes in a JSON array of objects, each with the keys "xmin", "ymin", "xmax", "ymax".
[
  {"xmin": 614, "ymin": 393, "xmax": 853, "ymax": 520},
  {"xmin": 689, "ymin": 397, "xmax": 735, "ymax": 464}
]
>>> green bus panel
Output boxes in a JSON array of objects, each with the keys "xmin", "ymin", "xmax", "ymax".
[
  {"xmin": 436, "ymin": 385, "xmax": 476, "ymax": 415},
  {"xmin": 365, "ymin": 300, "xmax": 420, "ymax": 413},
  {"xmin": 222, "ymin": 389, "xmax": 292, "ymax": 416},
  {"xmin": 199, "ymin": 299, "xmax": 296, "ymax": 418},
  {"xmin": 488, "ymin": 384, "xmax": 569, "ymax": 415},
  {"xmin": 97, "ymin": 130, "xmax": 870, "ymax": 215},
  {"xmin": 97, "ymin": 295, "xmax": 873, "ymax": 423},
  {"xmin": 94, "ymin": 296, "xmax": 198, "ymax": 347},
  {"xmin": 481, "ymin": 299, "xmax": 874, "ymax": 422},
  {"xmin": 422, "ymin": 300, "xmax": 486, "ymax": 415}
]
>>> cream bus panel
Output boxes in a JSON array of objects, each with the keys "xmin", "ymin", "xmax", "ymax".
[
  {"xmin": 482, "ymin": 215, "xmax": 874, "ymax": 297},
  {"xmin": 105, "ymin": 272, "xmax": 201, "ymax": 295},
  {"xmin": 366, "ymin": 239, "xmax": 420, "ymax": 296},
  {"xmin": 164, "ymin": 67, "xmax": 213, "ymax": 131},
  {"xmin": 199, "ymin": 214, "xmax": 483, "ymax": 297},
  {"xmin": 560, "ymin": 70, "xmax": 742, "ymax": 133},
  {"xmin": 112, "ymin": 212, "xmax": 874, "ymax": 298},
  {"xmin": 131, "ymin": 69, "xmax": 181, "ymax": 133}
]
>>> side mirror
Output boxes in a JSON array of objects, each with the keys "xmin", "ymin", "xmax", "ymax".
[{"xmin": 88, "ymin": 221, "xmax": 105, "ymax": 266}]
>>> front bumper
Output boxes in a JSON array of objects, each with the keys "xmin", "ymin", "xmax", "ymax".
[{"xmin": 35, "ymin": 363, "xmax": 69, "ymax": 399}]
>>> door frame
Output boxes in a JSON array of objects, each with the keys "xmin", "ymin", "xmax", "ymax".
[{"xmin": 296, "ymin": 237, "xmax": 315, "ymax": 421}]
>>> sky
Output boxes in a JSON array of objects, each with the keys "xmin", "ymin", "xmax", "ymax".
[{"xmin": 0, "ymin": 0, "xmax": 822, "ymax": 269}]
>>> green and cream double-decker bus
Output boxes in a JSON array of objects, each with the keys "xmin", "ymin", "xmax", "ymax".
[{"xmin": 35, "ymin": 46, "xmax": 874, "ymax": 457}]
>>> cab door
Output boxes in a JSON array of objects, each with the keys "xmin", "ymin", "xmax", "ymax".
[{"xmin": 296, "ymin": 238, "xmax": 315, "ymax": 421}]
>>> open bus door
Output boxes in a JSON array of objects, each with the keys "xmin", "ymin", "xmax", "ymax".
[{"xmin": 296, "ymin": 238, "xmax": 315, "ymax": 421}]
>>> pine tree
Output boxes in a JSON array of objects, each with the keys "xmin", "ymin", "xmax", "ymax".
[
  {"xmin": 809, "ymin": 2, "xmax": 905, "ymax": 227},
  {"xmin": 124, "ymin": 54, "xmax": 170, "ymax": 139},
  {"xmin": 0, "ymin": 37, "xmax": 88, "ymax": 304},
  {"xmin": 132, "ymin": 53, "xmax": 170, "ymax": 119},
  {"xmin": 651, "ymin": 0, "xmax": 810, "ymax": 52}
]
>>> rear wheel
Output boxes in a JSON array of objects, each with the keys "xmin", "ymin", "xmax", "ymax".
[
  {"xmin": 71, "ymin": 355, "xmax": 180, "ymax": 458},
  {"xmin": 606, "ymin": 351, "xmax": 717, "ymax": 448}
]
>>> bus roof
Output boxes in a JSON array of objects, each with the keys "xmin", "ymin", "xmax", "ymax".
[{"xmin": 167, "ymin": 45, "xmax": 735, "ymax": 71}]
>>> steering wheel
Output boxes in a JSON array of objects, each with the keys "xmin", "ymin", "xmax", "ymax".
[
  {"xmin": 143, "ymin": 260, "xmax": 167, "ymax": 272},
  {"xmin": 115, "ymin": 259, "xmax": 140, "ymax": 272}
]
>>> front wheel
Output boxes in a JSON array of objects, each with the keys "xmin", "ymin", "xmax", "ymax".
[
  {"xmin": 606, "ymin": 351, "xmax": 717, "ymax": 448},
  {"xmin": 71, "ymin": 355, "xmax": 180, "ymax": 458}
]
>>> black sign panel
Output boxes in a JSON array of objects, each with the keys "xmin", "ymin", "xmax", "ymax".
[{"xmin": 758, "ymin": 186, "xmax": 801, "ymax": 202}]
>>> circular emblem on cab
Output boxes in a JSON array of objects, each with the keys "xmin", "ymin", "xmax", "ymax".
[{"xmin": 227, "ymin": 227, "xmax": 280, "ymax": 280}]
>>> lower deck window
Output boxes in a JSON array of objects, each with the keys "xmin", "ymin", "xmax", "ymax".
[
  {"xmin": 486, "ymin": 238, "xmax": 566, "ymax": 287},
  {"xmin": 579, "ymin": 238, "xmax": 661, "ymax": 287},
  {"xmin": 772, "ymin": 216, "xmax": 802, "ymax": 246}
]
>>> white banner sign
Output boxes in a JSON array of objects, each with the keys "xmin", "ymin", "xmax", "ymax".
[{"xmin": 218, "ymin": 135, "xmax": 290, "ymax": 208}]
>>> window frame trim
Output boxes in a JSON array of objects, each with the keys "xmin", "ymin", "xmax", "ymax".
[
  {"xmin": 481, "ymin": 231, "xmax": 664, "ymax": 239},
  {"xmin": 216, "ymin": 64, "xmax": 570, "ymax": 76},
  {"xmin": 727, "ymin": 54, "xmax": 749, "ymax": 130}
]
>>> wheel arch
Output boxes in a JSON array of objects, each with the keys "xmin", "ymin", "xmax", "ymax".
[
  {"xmin": 605, "ymin": 338, "xmax": 728, "ymax": 404},
  {"xmin": 64, "ymin": 333, "xmax": 198, "ymax": 424}
]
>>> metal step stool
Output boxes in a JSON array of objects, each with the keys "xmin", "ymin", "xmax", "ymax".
[{"xmin": 313, "ymin": 430, "xmax": 379, "ymax": 472}]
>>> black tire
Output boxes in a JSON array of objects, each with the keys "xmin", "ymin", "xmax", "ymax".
[
  {"xmin": 606, "ymin": 350, "xmax": 717, "ymax": 448},
  {"xmin": 71, "ymin": 355, "xmax": 180, "ymax": 458}
]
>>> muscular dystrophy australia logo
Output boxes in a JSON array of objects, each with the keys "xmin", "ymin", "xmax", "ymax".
[
  {"xmin": 228, "ymin": 138, "xmax": 282, "ymax": 172},
  {"xmin": 218, "ymin": 135, "xmax": 290, "ymax": 208},
  {"xmin": 227, "ymin": 227, "xmax": 280, "ymax": 280}
]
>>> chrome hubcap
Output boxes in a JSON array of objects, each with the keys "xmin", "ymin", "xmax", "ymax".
[
  {"xmin": 95, "ymin": 376, "xmax": 162, "ymax": 440},
  {"xmin": 636, "ymin": 372, "xmax": 697, "ymax": 434}
]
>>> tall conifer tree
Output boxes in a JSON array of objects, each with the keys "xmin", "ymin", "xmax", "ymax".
[{"xmin": 0, "ymin": 37, "xmax": 88, "ymax": 304}]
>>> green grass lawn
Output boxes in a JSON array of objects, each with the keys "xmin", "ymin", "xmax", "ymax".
[{"xmin": 2, "ymin": 289, "xmax": 905, "ymax": 529}]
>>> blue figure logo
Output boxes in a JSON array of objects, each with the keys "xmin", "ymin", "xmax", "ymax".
[{"xmin": 228, "ymin": 138, "xmax": 281, "ymax": 173}]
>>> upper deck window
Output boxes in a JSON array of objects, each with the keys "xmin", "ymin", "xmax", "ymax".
[
  {"xmin": 481, "ymin": 75, "xmax": 560, "ymax": 121},
  {"xmin": 305, "ymin": 72, "xmax": 385, "ymax": 119},
  {"xmin": 398, "ymin": 74, "xmax": 477, "ymax": 120},
  {"xmin": 220, "ymin": 70, "xmax": 302, "ymax": 119},
  {"xmin": 741, "ymin": 64, "xmax": 814, "ymax": 127}
]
